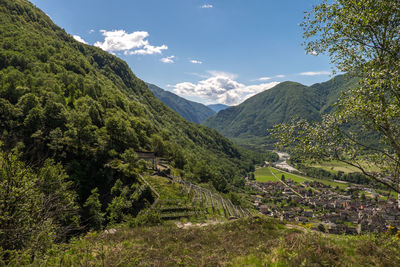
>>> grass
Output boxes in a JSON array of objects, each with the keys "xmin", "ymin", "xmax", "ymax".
[
  {"xmin": 254, "ymin": 167, "xmax": 277, "ymax": 182},
  {"xmin": 17, "ymin": 216, "xmax": 400, "ymax": 266},
  {"xmin": 310, "ymin": 160, "xmax": 379, "ymax": 174},
  {"xmin": 255, "ymin": 167, "xmax": 347, "ymax": 188},
  {"xmin": 310, "ymin": 177, "xmax": 348, "ymax": 189},
  {"xmin": 254, "ymin": 167, "xmax": 307, "ymax": 183},
  {"xmin": 376, "ymin": 189, "xmax": 398, "ymax": 200},
  {"xmin": 146, "ymin": 175, "xmax": 188, "ymax": 201}
]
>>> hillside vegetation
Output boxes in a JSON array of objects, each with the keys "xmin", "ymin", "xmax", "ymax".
[
  {"xmin": 146, "ymin": 83, "xmax": 215, "ymax": 124},
  {"xmin": 0, "ymin": 0, "xmax": 263, "ymax": 257},
  {"xmin": 8, "ymin": 217, "xmax": 400, "ymax": 266},
  {"xmin": 204, "ymin": 75, "xmax": 358, "ymax": 143}
]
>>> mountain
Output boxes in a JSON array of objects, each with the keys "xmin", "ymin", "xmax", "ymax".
[
  {"xmin": 146, "ymin": 83, "xmax": 215, "ymax": 124},
  {"xmin": 0, "ymin": 0, "xmax": 258, "ymax": 225},
  {"xmin": 204, "ymin": 75, "xmax": 358, "ymax": 143},
  {"xmin": 208, "ymin": 104, "xmax": 230, "ymax": 113}
]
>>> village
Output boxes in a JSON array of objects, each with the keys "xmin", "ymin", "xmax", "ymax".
[{"xmin": 248, "ymin": 174, "xmax": 400, "ymax": 235}]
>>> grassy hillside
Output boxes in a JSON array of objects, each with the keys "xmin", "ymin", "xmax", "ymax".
[
  {"xmin": 204, "ymin": 75, "xmax": 359, "ymax": 144},
  {"xmin": 146, "ymin": 83, "xmax": 215, "ymax": 124},
  {"xmin": 10, "ymin": 217, "xmax": 400, "ymax": 266}
]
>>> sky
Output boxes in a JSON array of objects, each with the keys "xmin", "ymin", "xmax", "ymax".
[{"xmin": 29, "ymin": 0, "xmax": 334, "ymax": 106}]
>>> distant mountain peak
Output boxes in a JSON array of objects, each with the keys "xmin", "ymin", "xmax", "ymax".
[
  {"xmin": 146, "ymin": 83, "xmax": 215, "ymax": 123},
  {"xmin": 207, "ymin": 104, "xmax": 230, "ymax": 113},
  {"xmin": 204, "ymin": 75, "xmax": 358, "ymax": 143}
]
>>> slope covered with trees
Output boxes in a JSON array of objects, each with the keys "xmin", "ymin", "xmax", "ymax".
[
  {"xmin": 204, "ymin": 75, "xmax": 358, "ymax": 142},
  {"xmin": 0, "ymin": 0, "xmax": 260, "ymax": 254},
  {"xmin": 146, "ymin": 83, "xmax": 215, "ymax": 124}
]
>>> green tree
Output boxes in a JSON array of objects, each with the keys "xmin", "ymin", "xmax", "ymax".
[
  {"xmin": 37, "ymin": 159, "xmax": 79, "ymax": 241},
  {"xmin": 107, "ymin": 180, "xmax": 132, "ymax": 223},
  {"xmin": 193, "ymin": 160, "xmax": 213, "ymax": 184},
  {"xmin": 106, "ymin": 179, "xmax": 153, "ymax": 224},
  {"xmin": 0, "ymin": 151, "xmax": 48, "ymax": 251},
  {"xmin": 273, "ymin": 0, "xmax": 400, "ymax": 205},
  {"xmin": 249, "ymin": 172, "xmax": 255, "ymax": 180},
  {"xmin": 0, "ymin": 150, "xmax": 78, "ymax": 253},
  {"xmin": 83, "ymin": 188, "xmax": 104, "ymax": 231}
]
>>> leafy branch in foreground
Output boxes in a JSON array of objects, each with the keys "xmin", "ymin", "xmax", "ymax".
[
  {"xmin": 273, "ymin": 0, "xmax": 400, "ymax": 199},
  {"xmin": 0, "ymin": 150, "xmax": 79, "ymax": 253},
  {"xmin": 272, "ymin": 115, "xmax": 398, "ymax": 193}
]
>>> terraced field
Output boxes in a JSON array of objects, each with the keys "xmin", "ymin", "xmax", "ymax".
[{"xmin": 146, "ymin": 175, "xmax": 251, "ymax": 220}]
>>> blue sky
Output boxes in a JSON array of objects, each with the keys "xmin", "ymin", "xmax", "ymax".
[{"xmin": 30, "ymin": 0, "xmax": 334, "ymax": 105}]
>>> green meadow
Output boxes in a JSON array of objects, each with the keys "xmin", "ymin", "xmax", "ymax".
[
  {"xmin": 310, "ymin": 160, "xmax": 379, "ymax": 174},
  {"xmin": 255, "ymin": 167, "xmax": 348, "ymax": 188}
]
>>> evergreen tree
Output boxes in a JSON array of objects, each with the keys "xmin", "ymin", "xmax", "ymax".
[{"xmin": 83, "ymin": 188, "xmax": 104, "ymax": 231}]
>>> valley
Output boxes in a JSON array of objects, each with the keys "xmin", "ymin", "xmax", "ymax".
[
  {"xmin": 251, "ymin": 164, "xmax": 399, "ymax": 235},
  {"xmin": 1, "ymin": 0, "xmax": 400, "ymax": 266},
  {"xmin": 203, "ymin": 76, "xmax": 359, "ymax": 145}
]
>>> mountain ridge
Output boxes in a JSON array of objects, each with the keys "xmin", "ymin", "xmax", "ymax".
[
  {"xmin": 0, "ymin": 0, "xmax": 257, "ymax": 212},
  {"xmin": 203, "ymin": 75, "xmax": 359, "ymax": 142},
  {"xmin": 146, "ymin": 83, "xmax": 215, "ymax": 124},
  {"xmin": 208, "ymin": 103, "xmax": 230, "ymax": 113}
]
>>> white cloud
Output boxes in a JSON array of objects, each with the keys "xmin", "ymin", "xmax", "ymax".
[
  {"xmin": 89, "ymin": 29, "xmax": 95, "ymax": 34},
  {"xmin": 201, "ymin": 4, "xmax": 213, "ymax": 8},
  {"xmin": 190, "ymin": 59, "xmax": 203, "ymax": 64},
  {"xmin": 253, "ymin": 74, "xmax": 286, "ymax": 81},
  {"xmin": 173, "ymin": 71, "xmax": 279, "ymax": 105},
  {"xmin": 160, "ymin": 55, "xmax": 175, "ymax": 64},
  {"xmin": 185, "ymin": 72, "xmax": 209, "ymax": 79},
  {"xmin": 299, "ymin": 71, "xmax": 330, "ymax": 76},
  {"xmin": 73, "ymin": 35, "xmax": 88, "ymax": 44},
  {"xmin": 126, "ymin": 44, "xmax": 168, "ymax": 55},
  {"xmin": 207, "ymin": 70, "xmax": 237, "ymax": 79},
  {"xmin": 94, "ymin": 30, "xmax": 168, "ymax": 55},
  {"xmin": 255, "ymin": 77, "xmax": 271, "ymax": 81}
]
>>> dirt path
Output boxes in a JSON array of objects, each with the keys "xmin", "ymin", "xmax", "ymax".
[
  {"xmin": 270, "ymin": 167, "xmax": 322, "ymax": 194},
  {"xmin": 270, "ymin": 167, "xmax": 312, "ymax": 182},
  {"xmin": 269, "ymin": 168, "xmax": 305, "ymax": 199},
  {"xmin": 175, "ymin": 220, "xmax": 225, "ymax": 229}
]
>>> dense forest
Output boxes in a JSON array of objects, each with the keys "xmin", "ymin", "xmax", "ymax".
[{"xmin": 0, "ymin": 0, "xmax": 267, "ymax": 256}]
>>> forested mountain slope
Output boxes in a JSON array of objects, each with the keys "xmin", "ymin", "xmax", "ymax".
[
  {"xmin": 146, "ymin": 83, "xmax": 215, "ymax": 123},
  {"xmin": 0, "ymin": 0, "xmax": 258, "ymax": 238},
  {"xmin": 204, "ymin": 75, "xmax": 358, "ymax": 140}
]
